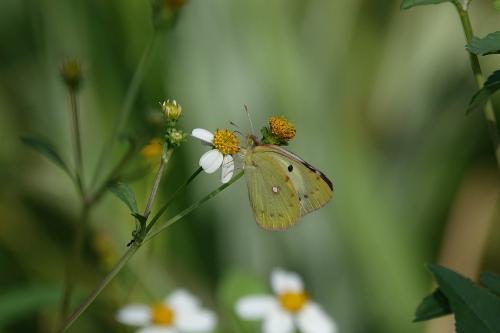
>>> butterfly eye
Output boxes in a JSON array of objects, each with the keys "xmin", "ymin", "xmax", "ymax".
[{"xmin": 287, "ymin": 165, "xmax": 293, "ymax": 172}]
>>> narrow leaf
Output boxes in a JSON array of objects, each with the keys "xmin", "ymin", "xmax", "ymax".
[
  {"xmin": 21, "ymin": 136, "xmax": 72, "ymax": 177},
  {"xmin": 429, "ymin": 264, "xmax": 500, "ymax": 333},
  {"xmin": 0, "ymin": 285, "xmax": 61, "ymax": 328},
  {"xmin": 480, "ymin": 272, "xmax": 500, "ymax": 296},
  {"xmin": 467, "ymin": 32, "xmax": 500, "ymax": 55},
  {"xmin": 414, "ymin": 288, "xmax": 452, "ymax": 322},
  {"xmin": 401, "ymin": 0, "xmax": 450, "ymax": 10},
  {"xmin": 108, "ymin": 182, "xmax": 139, "ymax": 213},
  {"xmin": 467, "ymin": 70, "xmax": 500, "ymax": 114}
]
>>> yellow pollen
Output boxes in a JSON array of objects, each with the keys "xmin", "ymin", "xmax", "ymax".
[
  {"xmin": 213, "ymin": 129, "xmax": 240, "ymax": 155},
  {"xmin": 269, "ymin": 116, "xmax": 296, "ymax": 141},
  {"xmin": 279, "ymin": 291, "xmax": 308, "ymax": 313},
  {"xmin": 151, "ymin": 304, "xmax": 175, "ymax": 326},
  {"xmin": 141, "ymin": 138, "xmax": 163, "ymax": 159}
]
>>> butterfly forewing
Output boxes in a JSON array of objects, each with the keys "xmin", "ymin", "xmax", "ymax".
[
  {"xmin": 252, "ymin": 145, "xmax": 333, "ymax": 217},
  {"xmin": 245, "ymin": 148, "xmax": 301, "ymax": 230}
]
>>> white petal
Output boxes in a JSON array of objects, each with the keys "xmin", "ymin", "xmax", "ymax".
[
  {"xmin": 166, "ymin": 289, "xmax": 200, "ymax": 311},
  {"xmin": 271, "ymin": 268, "xmax": 304, "ymax": 294},
  {"xmin": 220, "ymin": 155, "xmax": 235, "ymax": 183},
  {"xmin": 116, "ymin": 304, "xmax": 151, "ymax": 326},
  {"xmin": 191, "ymin": 128, "xmax": 214, "ymax": 144},
  {"xmin": 137, "ymin": 326, "xmax": 176, "ymax": 333},
  {"xmin": 262, "ymin": 308, "xmax": 294, "ymax": 333},
  {"xmin": 176, "ymin": 308, "xmax": 217, "ymax": 332},
  {"xmin": 199, "ymin": 149, "xmax": 224, "ymax": 174},
  {"xmin": 235, "ymin": 295, "xmax": 278, "ymax": 320},
  {"xmin": 296, "ymin": 302, "xmax": 337, "ymax": 333}
]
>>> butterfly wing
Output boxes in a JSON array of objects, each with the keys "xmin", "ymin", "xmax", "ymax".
[
  {"xmin": 245, "ymin": 148, "xmax": 301, "ymax": 230},
  {"xmin": 252, "ymin": 145, "xmax": 333, "ymax": 217}
]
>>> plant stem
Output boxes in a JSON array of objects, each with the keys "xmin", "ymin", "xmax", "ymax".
[
  {"xmin": 68, "ymin": 89, "xmax": 85, "ymax": 196},
  {"xmin": 143, "ymin": 147, "xmax": 173, "ymax": 219},
  {"xmin": 144, "ymin": 171, "xmax": 244, "ymax": 242},
  {"xmin": 59, "ymin": 204, "xmax": 90, "ymax": 323},
  {"xmin": 452, "ymin": 0, "xmax": 500, "ymax": 169},
  {"xmin": 90, "ymin": 34, "xmax": 159, "ymax": 190},
  {"xmin": 145, "ymin": 167, "xmax": 203, "ymax": 234},
  {"xmin": 56, "ymin": 170, "xmax": 241, "ymax": 332},
  {"xmin": 56, "ymin": 243, "xmax": 139, "ymax": 333}
]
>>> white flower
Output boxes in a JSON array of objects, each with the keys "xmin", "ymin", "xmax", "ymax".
[
  {"xmin": 235, "ymin": 269, "xmax": 337, "ymax": 333},
  {"xmin": 191, "ymin": 128, "xmax": 239, "ymax": 183},
  {"xmin": 117, "ymin": 289, "xmax": 217, "ymax": 333}
]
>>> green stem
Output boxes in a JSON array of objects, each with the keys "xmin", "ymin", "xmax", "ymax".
[
  {"xmin": 90, "ymin": 34, "xmax": 159, "ymax": 190},
  {"xmin": 143, "ymin": 148, "xmax": 173, "ymax": 219},
  {"xmin": 144, "ymin": 171, "xmax": 244, "ymax": 242},
  {"xmin": 59, "ymin": 204, "xmax": 90, "ymax": 323},
  {"xmin": 56, "ymin": 243, "xmax": 139, "ymax": 333},
  {"xmin": 68, "ymin": 89, "xmax": 85, "ymax": 196},
  {"xmin": 145, "ymin": 167, "xmax": 203, "ymax": 234},
  {"xmin": 56, "ymin": 170, "xmax": 242, "ymax": 332},
  {"xmin": 453, "ymin": 0, "xmax": 500, "ymax": 169}
]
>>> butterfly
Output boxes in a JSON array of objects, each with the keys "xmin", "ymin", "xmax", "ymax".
[{"xmin": 244, "ymin": 135, "xmax": 334, "ymax": 230}]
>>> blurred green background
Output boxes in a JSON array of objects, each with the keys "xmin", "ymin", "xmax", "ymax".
[{"xmin": 1, "ymin": 0, "xmax": 500, "ymax": 332}]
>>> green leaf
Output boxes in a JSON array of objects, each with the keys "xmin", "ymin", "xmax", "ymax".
[
  {"xmin": 492, "ymin": 0, "xmax": 500, "ymax": 11},
  {"xmin": 467, "ymin": 32, "xmax": 500, "ymax": 55},
  {"xmin": 467, "ymin": 70, "xmax": 500, "ymax": 113},
  {"xmin": 400, "ymin": 0, "xmax": 450, "ymax": 10},
  {"xmin": 414, "ymin": 288, "xmax": 452, "ymax": 322},
  {"xmin": 21, "ymin": 136, "xmax": 73, "ymax": 178},
  {"xmin": 108, "ymin": 181, "xmax": 139, "ymax": 213},
  {"xmin": 0, "ymin": 285, "xmax": 61, "ymax": 328},
  {"xmin": 480, "ymin": 272, "xmax": 500, "ymax": 296},
  {"xmin": 429, "ymin": 264, "xmax": 500, "ymax": 333}
]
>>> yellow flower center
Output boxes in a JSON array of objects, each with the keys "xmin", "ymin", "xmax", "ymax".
[
  {"xmin": 141, "ymin": 138, "xmax": 163, "ymax": 159},
  {"xmin": 213, "ymin": 129, "xmax": 240, "ymax": 155},
  {"xmin": 151, "ymin": 304, "xmax": 175, "ymax": 326},
  {"xmin": 279, "ymin": 291, "xmax": 308, "ymax": 313},
  {"xmin": 269, "ymin": 116, "xmax": 296, "ymax": 141}
]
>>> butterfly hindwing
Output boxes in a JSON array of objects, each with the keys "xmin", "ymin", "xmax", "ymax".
[
  {"xmin": 252, "ymin": 145, "xmax": 333, "ymax": 217},
  {"xmin": 245, "ymin": 148, "xmax": 301, "ymax": 230}
]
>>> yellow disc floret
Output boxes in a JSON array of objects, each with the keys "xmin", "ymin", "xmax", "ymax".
[
  {"xmin": 269, "ymin": 116, "xmax": 296, "ymax": 141},
  {"xmin": 151, "ymin": 304, "xmax": 175, "ymax": 326},
  {"xmin": 213, "ymin": 129, "xmax": 240, "ymax": 155},
  {"xmin": 279, "ymin": 291, "xmax": 308, "ymax": 313}
]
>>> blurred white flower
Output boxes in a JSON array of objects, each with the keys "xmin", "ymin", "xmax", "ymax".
[
  {"xmin": 235, "ymin": 269, "xmax": 337, "ymax": 333},
  {"xmin": 117, "ymin": 289, "xmax": 216, "ymax": 333},
  {"xmin": 191, "ymin": 128, "xmax": 239, "ymax": 183}
]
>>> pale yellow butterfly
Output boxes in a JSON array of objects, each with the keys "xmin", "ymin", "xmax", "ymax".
[{"xmin": 244, "ymin": 135, "xmax": 334, "ymax": 230}]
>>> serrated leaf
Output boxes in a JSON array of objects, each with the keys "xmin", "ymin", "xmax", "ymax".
[
  {"xmin": 400, "ymin": 0, "xmax": 450, "ymax": 10},
  {"xmin": 429, "ymin": 264, "xmax": 500, "ymax": 333},
  {"xmin": 108, "ymin": 181, "xmax": 139, "ymax": 213},
  {"xmin": 480, "ymin": 272, "xmax": 500, "ymax": 296},
  {"xmin": 467, "ymin": 70, "xmax": 500, "ymax": 113},
  {"xmin": 414, "ymin": 288, "xmax": 452, "ymax": 322},
  {"xmin": 21, "ymin": 136, "xmax": 73, "ymax": 178},
  {"xmin": 467, "ymin": 32, "xmax": 500, "ymax": 55}
]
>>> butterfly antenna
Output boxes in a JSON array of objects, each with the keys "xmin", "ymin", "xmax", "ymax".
[{"xmin": 244, "ymin": 104, "xmax": 255, "ymax": 135}]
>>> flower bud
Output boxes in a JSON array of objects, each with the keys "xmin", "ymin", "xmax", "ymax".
[
  {"xmin": 60, "ymin": 58, "xmax": 83, "ymax": 91},
  {"xmin": 161, "ymin": 99, "xmax": 182, "ymax": 122}
]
